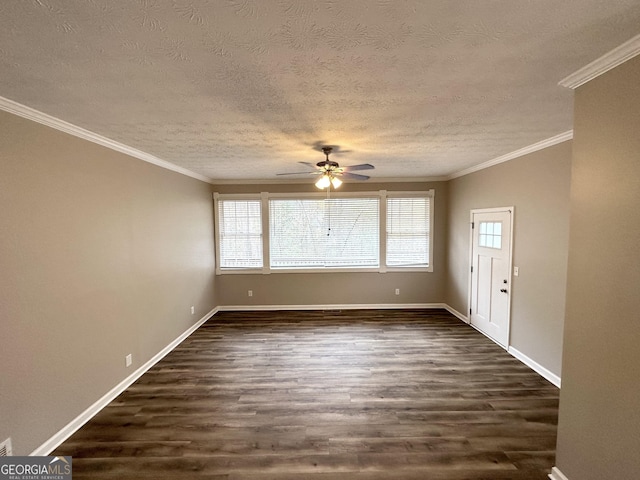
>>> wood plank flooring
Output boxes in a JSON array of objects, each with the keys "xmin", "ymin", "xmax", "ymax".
[{"xmin": 54, "ymin": 309, "xmax": 559, "ymax": 479}]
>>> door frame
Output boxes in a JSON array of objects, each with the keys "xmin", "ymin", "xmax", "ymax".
[{"xmin": 467, "ymin": 206, "xmax": 515, "ymax": 349}]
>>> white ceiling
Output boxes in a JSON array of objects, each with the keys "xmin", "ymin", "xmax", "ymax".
[{"xmin": 1, "ymin": 1, "xmax": 639, "ymax": 182}]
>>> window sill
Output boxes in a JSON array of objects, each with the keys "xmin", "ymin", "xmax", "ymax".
[{"xmin": 216, "ymin": 266, "xmax": 433, "ymax": 275}]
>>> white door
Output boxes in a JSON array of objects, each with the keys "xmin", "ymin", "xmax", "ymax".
[{"xmin": 470, "ymin": 208, "xmax": 513, "ymax": 347}]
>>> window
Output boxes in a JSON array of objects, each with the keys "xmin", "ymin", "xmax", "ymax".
[
  {"xmin": 386, "ymin": 197, "xmax": 431, "ymax": 267},
  {"xmin": 478, "ymin": 221, "xmax": 502, "ymax": 249},
  {"xmin": 216, "ymin": 199, "xmax": 263, "ymax": 269},
  {"xmin": 270, "ymin": 198, "xmax": 379, "ymax": 269},
  {"xmin": 214, "ymin": 190, "xmax": 434, "ymax": 273}
]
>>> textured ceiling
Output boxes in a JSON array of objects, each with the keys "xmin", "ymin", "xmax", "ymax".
[{"xmin": 1, "ymin": 1, "xmax": 639, "ymax": 182}]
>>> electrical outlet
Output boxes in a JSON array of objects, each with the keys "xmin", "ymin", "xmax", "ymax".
[
  {"xmin": 190, "ymin": 305, "xmax": 195, "ymax": 315},
  {"xmin": 395, "ymin": 288, "xmax": 400, "ymax": 295},
  {"xmin": 125, "ymin": 354, "xmax": 132, "ymax": 367},
  {"xmin": 248, "ymin": 290, "xmax": 253, "ymax": 297}
]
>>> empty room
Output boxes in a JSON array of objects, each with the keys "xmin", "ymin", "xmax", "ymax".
[{"xmin": 1, "ymin": 2, "xmax": 639, "ymax": 480}]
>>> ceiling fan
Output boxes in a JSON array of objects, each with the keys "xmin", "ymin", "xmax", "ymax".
[{"xmin": 277, "ymin": 146, "xmax": 374, "ymax": 189}]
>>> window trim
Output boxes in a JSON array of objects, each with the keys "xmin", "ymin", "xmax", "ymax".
[
  {"xmin": 214, "ymin": 190, "xmax": 434, "ymax": 275},
  {"xmin": 214, "ymin": 193, "xmax": 265, "ymax": 275},
  {"xmin": 384, "ymin": 191, "xmax": 435, "ymax": 271}
]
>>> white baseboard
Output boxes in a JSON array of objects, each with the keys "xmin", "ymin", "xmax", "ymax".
[
  {"xmin": 218, "ymin": 303, "xmax": 470, "ymax": 324},
  {"xmin": 30, "ymin": 303, "xmax": 559, "ymax": 456},
  {"xmin": 217, "ymin": 303, "xmax": 450, "ymax": 311},
  {"xmin": 439, "ymin": 306, "xmax": 561, "ymax": 388},
  {"xmin": 219, "ymin": 303, "xmax": 474, "ymax": 326},
  {"xmin": 442, "ymin": 305, "xmax": 469, "ymax": 323},
  {"xmin": 30, "ymin": 307, "xmax": 218, "ymax": 456},
  {"xmin": 508, "ymin": 346, "xmax": 562, "ymax": 388},
  {"xmin": 549, "ymin": 466, "xmax": 570, "ymax": 480}
]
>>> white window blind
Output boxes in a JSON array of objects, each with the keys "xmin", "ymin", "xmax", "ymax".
[
  {"xmin": 217, "ymin": 199, "xmax": 263, "ymax": 269},
  {"xmin": 386, "ymin": 196, "xmax": 431, "ymax": 267},
  {"xmin": 269, "ymin": 198, "xmax": 379, "ymax": 269}
]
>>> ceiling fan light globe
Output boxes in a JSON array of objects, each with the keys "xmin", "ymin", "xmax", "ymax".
[
  {"xmin": 315, "ymin": 175, "xmax": 331, "ymax": 189},
  {"xmin": 331, "ymin": 176, "xmax": 342, "ymax": 188}
]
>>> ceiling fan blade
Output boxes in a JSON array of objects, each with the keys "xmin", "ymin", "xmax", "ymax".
[
  {"xmin": 298, "ymin": 161, "xmax": 317, "ymax": 169},
  {"xmin": 276, "ymin": 171, "xmax": 318, "ymax": 176},
  {"xmin": 341, "ymin": 163, "xmax": 375, "ymax": 172},
  {"xmin": 340, "ymin": 172, "xmax": 370, "ymax": 181},
  {"xmin": 276, "ymin": 161, "xmax": 322, "ymax": 176}
]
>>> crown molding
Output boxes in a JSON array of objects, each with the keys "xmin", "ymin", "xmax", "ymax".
[
  {"xmin": 0, "ymin": 96, "xmax": 214, "ymax": 184},
  {"xmin": 368, "ymin": 176, "xmax": 450, "ymax": 183},
  {"xmin": 447, "ymin": 130, "xmax": 573, "ymax": 180},
  {"xmin": 1, "ymin": 94, "xmax": 573, "ymax": 186},
  {"xmin": 559, "ymin": 33, "xmax": 640, "ymax": 89},
  {"xmin": 210, "ymin": 176, "xmax": 449, "ymax": 185}
]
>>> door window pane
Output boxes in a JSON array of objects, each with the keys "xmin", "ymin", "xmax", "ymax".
[{"xmin": 478, "ymin": 222, "xmax": 502, "ymax": 249}]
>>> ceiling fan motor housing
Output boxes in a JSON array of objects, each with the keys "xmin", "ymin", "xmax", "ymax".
[
  {"xmin": 275, "ymin": 145, "xmax": 373, "ymax": 182},
  {"xmin": 319, "ymin": 147, "xmax": 339, "ymax": 170},
  {"xmin": 318, "ymin": 160, "xmax": 340, "ymax": 169}
]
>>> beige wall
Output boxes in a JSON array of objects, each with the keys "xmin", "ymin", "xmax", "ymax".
[
  {"xmin": 0, "ymin": 99, "xmax": 577, "ymax": 457},
  {"xmin": 446, "ymin": 142, "xmax": 572, "ymax": 378},
  {"xmin": 555, "ymin": 56, "xmax": 640, "ymax": 479},
  {"xmin": 0, "ymin": 111, "xmax": 217, "ymax": 455},
  {"xmin": 213, "ymin": 182, "xmax": 448, "ymax": 307}
]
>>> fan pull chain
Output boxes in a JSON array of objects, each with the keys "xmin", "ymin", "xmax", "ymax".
[{"xmin": 326, "ymin": 186, "xmax": 331, "ymax": 237}]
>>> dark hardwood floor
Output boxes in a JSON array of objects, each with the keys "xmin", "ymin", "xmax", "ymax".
[{"xmin": 54, "ymin": 309, "xmax": 559, "ymax": 479}]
